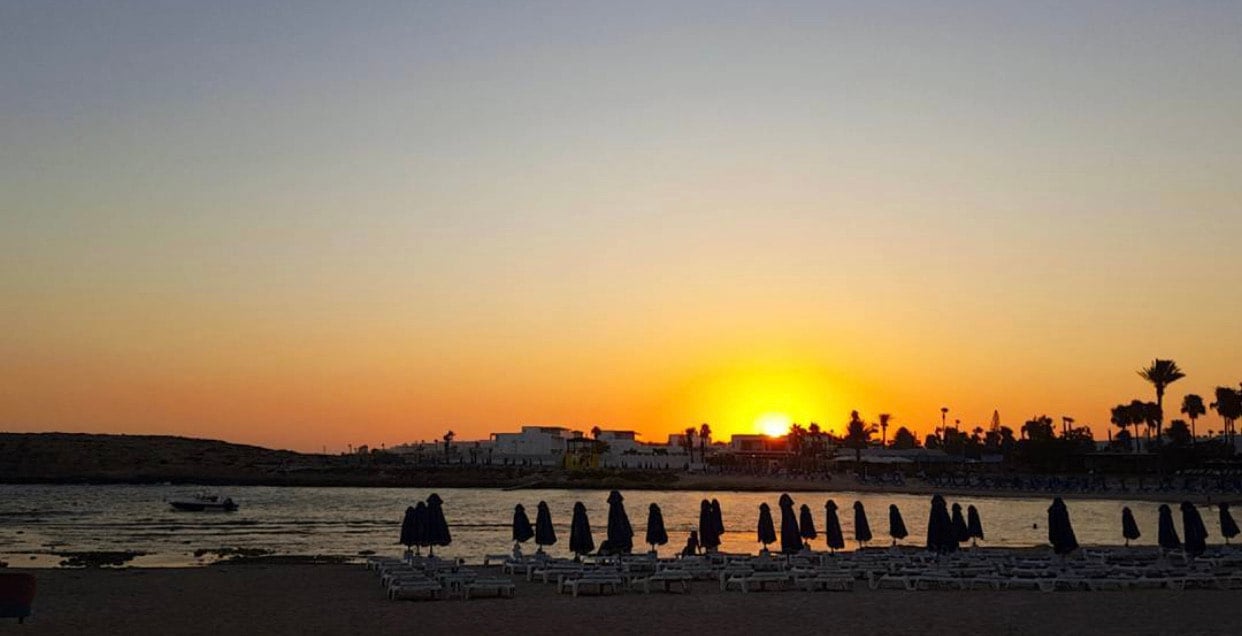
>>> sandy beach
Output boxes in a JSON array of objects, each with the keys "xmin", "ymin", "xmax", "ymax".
[{"xmin": 8, "ymin": 563, "xmax": 1239, "ymax": 636}]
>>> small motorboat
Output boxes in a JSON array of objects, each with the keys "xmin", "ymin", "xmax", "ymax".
[{"xmin": 169, "ymin": 494, "xmax": 239, "ymax": 512}]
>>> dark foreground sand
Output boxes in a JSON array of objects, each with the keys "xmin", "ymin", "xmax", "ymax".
[{"xmin": 9, "ymin": 564, "xmax": 1238, "ymax": 636}]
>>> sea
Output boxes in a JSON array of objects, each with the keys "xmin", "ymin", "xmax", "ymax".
[{"xmin": 0, "ymin": 485, "xmax": 1209, "ymax": 568}]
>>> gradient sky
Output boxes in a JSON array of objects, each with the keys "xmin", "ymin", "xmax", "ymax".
[{"xmin": 3, "ymin": 1, "xmax": 1240, "ymax": 452}]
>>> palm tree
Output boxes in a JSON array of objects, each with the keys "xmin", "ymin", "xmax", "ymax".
[
  {"xmin": 1211, "ymin": 387, "xmax": 1242, "ymax": 446},
  {"xmin": 1021, "ymin": 415, "xmax": 1054, "ymax": 442},
  {"xmin": 698, "ymin": 423, "xmax": 711, "ymax": 463},
  {"xmin": 442, "ymin": 430, "xmax": 455, "ymax": 459},
  {"xmin": 1127, "ymin": 400, "xmax": 1152, "ymax": 447},
  {"xmin": 845, "ymin": 410, "xmax": 877, "ymax": 462},
  {"xmin": 998, "ymin": 425, "xmax": 1016, "ymax": 450},
  {"xmin": 1138, "ymin": 359, "xmax": 1185, "ymax": 440},
  {"xmin": 1110, "ymin": 404, "xmax": 1134, "ymax": 452},
  {"xmin": 787, "ymin": 422, "xmax": 806, "ymax": 455},
  {"xmin": 1129, "ymin": 401, "xmax": 1162, "ymax": 448},
  {"xmin": 940, "ymin": 407, "xmax": 949, "ymax": 432},
  {"xmin": 682, "ymin": 427, "xmax": 697, "ymax": 462},
  {"xmin": 807, "ymin": 422, "xmax": 823, "ymax": 457},
  {"xmin": 878, "ymin": 413, "xmax": 892, "ymax": 447},
  {"xmin": 590, "ymin": 426, "xmax": 602, "ymax": 440},
  {"xmin": 1181, "ymin": 394, "xmax": 1206, "ymax": 445}
]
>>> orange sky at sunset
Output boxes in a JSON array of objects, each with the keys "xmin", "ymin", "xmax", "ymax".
[{"xmin": 3, "ymin": 2, "xmax": 1241, "ymax": 452}]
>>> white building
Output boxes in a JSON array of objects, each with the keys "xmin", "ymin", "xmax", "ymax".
[
  {"xmin": 595, "ymin": 430, "xmax": 690, "ymax": 470},
  {"xmin": 391, "ymin": 425, "xmax": 698, "ymax": 469},
  {"xmin": 489, "ymin": 425, "xmax": 582, "ymax": 464}
]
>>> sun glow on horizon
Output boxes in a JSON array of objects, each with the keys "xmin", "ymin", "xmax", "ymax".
[{"xmin": 757, "ymin": 413, "xmax": 792, "ymax": 438}]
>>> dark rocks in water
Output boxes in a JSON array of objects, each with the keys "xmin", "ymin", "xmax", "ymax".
[
  {"xmin": 57, "ymin": 551, "xmax": 146, "ymax": 568},
  {"xmin": 193, "ymin": 547, "xmax": 273, "ymax": 560},
  {"xmin": 210, "ymin": 554, "xmax": 349, "ymax": 566}
]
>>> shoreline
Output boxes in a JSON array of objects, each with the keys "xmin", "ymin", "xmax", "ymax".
[{"xmin": 4, "ymin": 473, "xmax": 1235, "ymax": 505}]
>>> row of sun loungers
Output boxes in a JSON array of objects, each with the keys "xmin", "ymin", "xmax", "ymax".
[
  {"xmin": 367, "ymin": 555, "xmax": 516, "ymax": 601},
  {"xmin": 508, "ymin": 545, "xmax": 1242, "ymax": 594},
  {"xmin": 371, "ymin": 545, "xmax": 1242, "ymax": 601}
]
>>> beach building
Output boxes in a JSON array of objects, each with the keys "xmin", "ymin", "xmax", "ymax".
[
  {"xmin": 595, "ymin": 430, "xmax": 691, "ymax": 470},
  {"xmin": 728, "ymin": 434, "xmax": 789, "ymax": 453},
  {"xmin": 489, "ymin": 426, "xmax": 581, "ymax": 465}
]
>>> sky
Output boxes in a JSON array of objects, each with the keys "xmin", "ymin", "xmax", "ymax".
[{"xmin": 2, "ymin": 1, "xmax": 1240, "ymax": 452}]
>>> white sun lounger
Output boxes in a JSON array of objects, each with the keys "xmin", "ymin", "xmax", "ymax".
[
  {"xmin": 795, "ymin": 573, "xmax": 854, "ymax": 592},
  {"xmin": 387, "ymin": 579, "xmax": 443, "ymax": 600},
  {"xmin": 634, "ymin": 570, "xmax": 692, "ymax": 593},
  {"xmin": 724, "ymin": 572, "xmax": 790, "ymax": 593},
  {"xmin": 483, "ymin": 554, "xmax": 512, "ymax": 567},
  {"xmin": 465, "ymin": 577, "xmax": 517, "ymax": 599},
  {"xmin": 559, "ymin": 574, "xmax": 624, "ymax": 597}
]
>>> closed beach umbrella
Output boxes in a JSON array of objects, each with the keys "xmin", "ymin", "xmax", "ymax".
[
  {"xmin": 411, "ymin": 501, "xmax": 429, "ymax": 554},
  {"xmin": 535, "ymin": 501, "xmax": 557, "ymax": 551},
  {"xmin": 1157, "ymin": 504, "xmax": 1181, "ymax": 553},
  {"xmin": 569, "ymin": 501, "xmax": 595, "ymax": 557},
  {"xmin": 1047, "ymin": 497, "xmax": 1078, "ymax": 556},
  {"xmin": 853, "ymin": 501, "xmax": 873, "ymax": 547},
  {"xmin": 425, "ymin": 493, "xmax": 452, "ymax": 556},
  {"xmin": 798, "ymin": 504, "xmax": 818, "ymax": 547},
  {"xmin": 966, "ymin": 505, "xmax": 984, "ymax": 546},
  {"xmin": 950, "ymin": 503, "xmax": 970, "ymax": 545},
  {"xmin": 926, "ymin": 495, "xmax": 956, "ymax": 554},
  {"xmin": 824, "ymin": 500, "xmax": 845, "ymax": 553},
  {"xmin": 399, "ymin": 506, "xmax": 417, "ymax": 549},
  {"xmin": 605, "ymin": 490, "xmax": 634, "ymax": 554},
  {"xmin": 645, "ymin": 503, "xmax": 669, "ymax": 552},
  {"xmin": 1220, "ymin": 503, "xmax": 1240, "ymax": 544},
  {"xmin": 888, "ymin": 504, "xmax": 909, "ymax": 545},
  {"xmin": 699, "ymin": 500, "xmax": 721, "ymax": 551},
  {"xmin": 512, "ymin": 504, "xmax": 534, "ymax": 544},
  {"xmin": 424, "ymin": 491, "xmax": 454, "ymax": 556},
  {"xmin": 711, "ymin": 499, "xmax": 725, "ymax": 540},
  {"xmin": 1181, "ymin": 501, "xmax": 1208, "ymax": 558},
  {"xmin": 1121, "ymin": 507, "xmax": 1141, "ymax": 546},
  {"xmin": 757, "ymin": 503, "xmax": 777, "ymax": 549},
  {"xmin": 778, "ymin": 494, "xmax": 802, "ymax": 554}
]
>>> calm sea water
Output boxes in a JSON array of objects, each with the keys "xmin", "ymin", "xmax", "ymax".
[{"xmin": 0, "ymin": 485, "xmax": 1215, "ymax": 567}]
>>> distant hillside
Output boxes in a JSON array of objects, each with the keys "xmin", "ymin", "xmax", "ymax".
[
  {"xmin": 0, "ymin": 433, "xmax": 312, "ymax": 484},
  {"xmin": 0, "ymin": 432, "xmax": 606, "ymax": 487}
]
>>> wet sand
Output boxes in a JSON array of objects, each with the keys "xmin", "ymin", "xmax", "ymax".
[
  {"xmin": 9, "ymin": 564, "xmax": 1238, "ymax": 635},
  {"xmin": 670, "ymin": 473, "xmax": 1240, "ymax": 505}
]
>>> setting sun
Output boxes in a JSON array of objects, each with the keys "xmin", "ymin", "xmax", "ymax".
[{"xmin": 756, "ymin": 413, "xmax": 792, "ymax": 438}]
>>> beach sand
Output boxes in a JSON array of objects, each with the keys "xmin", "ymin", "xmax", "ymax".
[{"xmin": 8, "ymin": 564, "xmax": 1238, "ymax": 635}]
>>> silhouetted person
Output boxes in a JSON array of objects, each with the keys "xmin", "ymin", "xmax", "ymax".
[{"xmin": 681, "ymin": 530, "xmax": 700, "ymax": 556}]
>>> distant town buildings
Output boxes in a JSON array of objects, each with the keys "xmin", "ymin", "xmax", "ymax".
[
  {"xmin": 389, "ymin": 425, "xmax": 729, "ymax": 469},
  {"xmin": 389, "ymin": 424, "xmax": 849, "ymax": 470}
]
